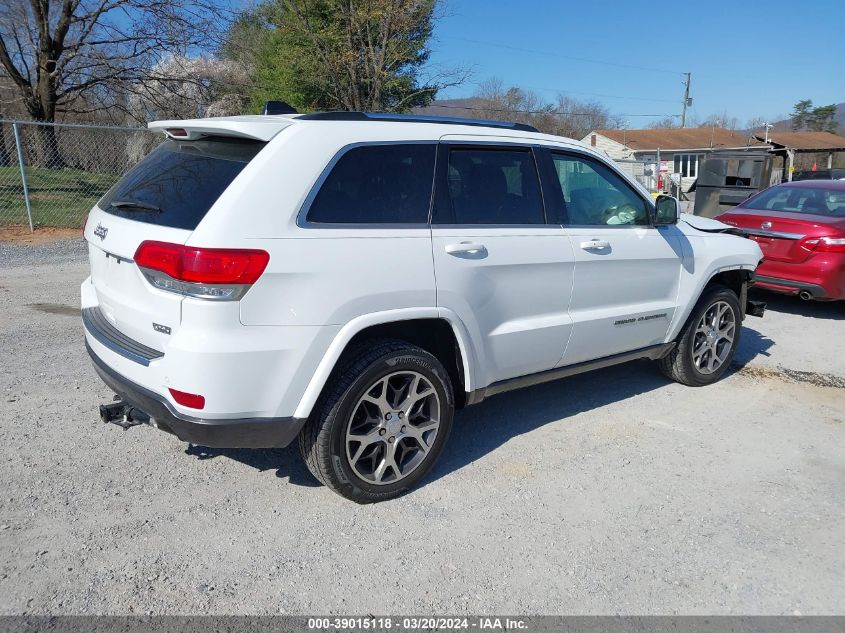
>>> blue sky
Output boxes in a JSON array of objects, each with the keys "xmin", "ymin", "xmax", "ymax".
[{"xmin": 426, "ymin": 0, "xmax": 845, "ymax": 126}]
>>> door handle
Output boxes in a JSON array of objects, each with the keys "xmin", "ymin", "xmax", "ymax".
[
  {"xmin": 580, "ymin": 239, "xmax": 610, "ymax": 251},
  {"xmin": 445, "ymin": 242, "xmax": 487, "ymax": 255}
]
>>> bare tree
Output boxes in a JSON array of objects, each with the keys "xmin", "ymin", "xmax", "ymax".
[
  {"xmin": 699, "ymin": 111, "xmax": 739, "ymax": 131},
  {"xmin": 746, "ymin": 116, "xmax": 767, "ymax": 131},
  {"xmin": 0, "ymin": 0, "xmax": 229, "ymax": 166},
  {"xmin": 470, "ymin": 79, "xmax": 617, "ymax": 137},
  {"xmin": 553, "ymin": 95, "xmax": 619, "ymax": 138},
  {"xmin": 647, "ymin": 116, "xmax": 680, "ymax": 129}
]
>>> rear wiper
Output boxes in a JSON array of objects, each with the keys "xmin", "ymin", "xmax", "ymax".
[{"xmin": 110, "ymin": 200, "xmax": 161, "ymax": 213}]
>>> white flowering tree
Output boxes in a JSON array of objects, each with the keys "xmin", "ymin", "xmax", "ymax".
[{"xmin": 125, "ymin": 55, "xmax": 249, "ymax": 123}]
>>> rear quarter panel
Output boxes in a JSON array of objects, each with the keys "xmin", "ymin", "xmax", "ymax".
[{"xmin": 184, "ymin": 123, "xmax": 440, "ymax": 327}]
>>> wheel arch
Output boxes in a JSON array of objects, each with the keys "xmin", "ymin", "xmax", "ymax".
[
  {"xmin": 292, "ymin": 309, "xmax": 477, "ymax": 419},
  {"xmin": 667, "ymin": 264, "xmax": 756, "ymax": 341},
  {"xmin": 705, "ymin": 268, "xmax": 753, "ymax": 297}
]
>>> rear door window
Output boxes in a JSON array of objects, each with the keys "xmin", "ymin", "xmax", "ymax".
[
  {"xmin": 306, "ymin": 144, "xmax": 436, "ymax": 224},
  {"xmin": 99, "ymin": 137, "xmax": 265, "ymax": 230},
  {"xmin": 437, "ymin": 147, "xmax": 545, "ymax": 224}
]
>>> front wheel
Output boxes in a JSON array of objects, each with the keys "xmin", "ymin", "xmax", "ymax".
[
  {"xmin": 298, "ymin": 339, "xmax": 454, "ymax": 503},
  {"xmin": 659, "ymin": 285, "xmax": 741, "ymax": 386}
]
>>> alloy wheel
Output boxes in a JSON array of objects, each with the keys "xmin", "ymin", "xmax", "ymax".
[
  {"xmin": 691, "ymin": 300, "xmax": 736, "ymax": 374},
  {"xmin": 344, "ymin": 371, "xmax": 441, "ymax": 485}
]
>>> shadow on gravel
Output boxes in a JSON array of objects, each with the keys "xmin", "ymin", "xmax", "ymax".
[
  {"xmin": 728, "ymin": 325, "xmax": 775, "ymax": 372},
  {"xmin": 430, "ymin": 361, "xmax": 671, "ymax": 484},
  {"xmin": 750, "ymin": 289, "xmax": 844, "ymax": 321},
  {"xmin": 181, "ymin": 326, "xmax": 775, "ymax": 490},
  {"xmin": 183, "ymin": 444, "xmax": 321, "ymax": 487},
  {"xmin": 428, "ymin": 325, "xmax": 776, "ymax": 486}
]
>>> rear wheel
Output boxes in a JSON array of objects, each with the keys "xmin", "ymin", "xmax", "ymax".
[
  {"xmin": 659, "ymin": 285, "xmax": 741, "ymax": 386},
  {"xmin": 298, "ymin": 339, "xmax": 454, "ymax": 503}
]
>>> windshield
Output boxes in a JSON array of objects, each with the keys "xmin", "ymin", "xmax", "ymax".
[
  {"xmin": 743, "ymin": 185, "xmax": 845, "ymax": 217},
  {"xmin": 99, "ymin": 137, "xmax": 266, "ymax": 230}
]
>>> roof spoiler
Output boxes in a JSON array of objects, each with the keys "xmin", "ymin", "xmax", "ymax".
[{"xmin": 148, "ymin": 117, "xmax": 293, "ymax": 142}]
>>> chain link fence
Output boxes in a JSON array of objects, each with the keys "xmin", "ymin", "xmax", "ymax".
[
  {"xmin": 0, "ymin": 122, "xmax": 674, "ymax": 230},
  {"xmin": 614, "ymin": 158, "xmax": 658, "ymax": 195},
  {"xmin": 0, "ymin": 120, "xmax": 161, "ymax": 230}
]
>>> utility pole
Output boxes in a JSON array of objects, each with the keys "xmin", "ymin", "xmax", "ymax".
[{"xmin": 680, "ymin": 72, "xmax": 691, "ymax": 128}]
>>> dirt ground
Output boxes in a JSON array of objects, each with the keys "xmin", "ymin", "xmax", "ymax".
[
  {"xmin": 0, "ymin": 240, "xmax": 843, "ymax": 615},
  {"xmin": 0, "ymin": 227, "xmax": 81, "ymax": 244}
]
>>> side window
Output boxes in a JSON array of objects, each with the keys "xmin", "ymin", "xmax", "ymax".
[
  {"xmin": 552, "ymin": 153, "xmax": 650, "ymax": 226},
  {"xmin": 307, "ymin": 144, "xmax": 435, "ymax": 224},
  {"xmin": 443, "ymin": 147, "xmax": 545, "ymax": 224}
]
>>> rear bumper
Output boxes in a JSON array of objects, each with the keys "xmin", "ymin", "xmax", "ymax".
[
  {"xmin": 87, "ymin": 342, "xmax": 307, "ymax": 448},
  {"xmin": 754, "ymin": 275, "xmax": 834, "ymax": 300},
  {"xmin": 755, "ymin": 256, "xmax": 845, "ymax": 300}
]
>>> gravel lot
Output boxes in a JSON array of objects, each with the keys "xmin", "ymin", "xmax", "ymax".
[{"xmin": 1, "ymin": 239, "xmax": 843, "ymax": 615}]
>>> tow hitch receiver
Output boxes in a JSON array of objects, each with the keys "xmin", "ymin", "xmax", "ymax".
[
  {"xmin": 99, "ymin": 400, "xmax": 150, "ymax": 430},
  {"xmin": 746, "ymin": 300, "xmax": 766, "ymax": 317}
]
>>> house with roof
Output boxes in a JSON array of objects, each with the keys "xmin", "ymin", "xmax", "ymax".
[
  {"xmin": 581, "ymin": 127, "xmax": 767, "ymax": 192},
  {"xmin": 750, "ymin": 131, "xmax": 845, "ymax": 175},
  {"xmin": 582, "ymin": 127, "xmax": 845, "ymax": 193}
]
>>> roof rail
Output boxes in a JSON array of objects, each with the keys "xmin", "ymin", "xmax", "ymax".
[{"xmin": 296, "ymin": 111, "xmax": 539, "ymax": 133}]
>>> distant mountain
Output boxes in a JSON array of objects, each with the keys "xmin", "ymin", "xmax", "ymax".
[{"xmin": 767, "ymin": 102, "xmax": 844, "ymax": 133}]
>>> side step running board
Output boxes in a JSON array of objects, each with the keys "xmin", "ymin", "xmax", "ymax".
[{"xmin": 466, "ymin": 342, "xmax": 676, "ymax": 406}]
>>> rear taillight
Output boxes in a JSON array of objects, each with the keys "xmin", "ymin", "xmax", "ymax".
[
  {"xmin": 133, "ymin": 241, "xmax": 269, "ymax": 300},
  {"xmin": 799, "ymin": 236, "xmax": 845, "ymax": 254},
  {"xmin": 168, "ymin": 388, "xmax": 205, "ymax": 410}
]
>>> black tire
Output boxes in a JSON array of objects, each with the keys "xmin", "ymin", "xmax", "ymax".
[
  {"xmin": 298, "ymin": 339, "xmax": 454, "ymax": 503},
  {"xmin": 659, "ymin": 285, "xmax": 742, "ymax": 387}
]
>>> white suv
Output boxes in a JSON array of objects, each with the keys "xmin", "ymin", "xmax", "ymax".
[{"xmin": 82, "ymin": 112, "xmax": 764, "ymax": 502}]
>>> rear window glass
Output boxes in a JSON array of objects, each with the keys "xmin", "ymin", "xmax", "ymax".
[
  {"xmin": 744, "ymin": 185, "xmax": 845, "ymax": 217},
  {"xmin": 99, "ymin": 137, "xmax": 265, "ymax": 230},
  {"xmin": 307, "ymin": 144, "xmax": 435, "ymax": 224}
]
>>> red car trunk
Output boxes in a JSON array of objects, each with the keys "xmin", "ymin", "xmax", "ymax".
[
  {"xmin": 717, "ymin": 207, "xmax": 845, "ymax": 264},
  {"xmin": 716, "ymin": 180, "xmax": 845, "ymax": 300}
]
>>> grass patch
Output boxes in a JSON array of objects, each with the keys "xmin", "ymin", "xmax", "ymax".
[{"xmin": 0, "ymin": 165, "xmax": 117, "ymax": 228}]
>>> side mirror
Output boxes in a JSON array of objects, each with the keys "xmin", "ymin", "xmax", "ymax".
[{"xmin": 654, "ymin": 195, "xmax": 680, "ymax": 225}]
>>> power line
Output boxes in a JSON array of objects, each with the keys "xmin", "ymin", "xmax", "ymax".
[
  {"xmin": 554, "ymin": 89, "xmax": 679, "ymax": 104},
  {"xmin": 423, "ymin": 103, "xmax": 678, "ymax": 118},
  {"xmin": 467, "ymin": 81, "xmax": 680, "ymax": 105},
  {"xmin": 443, "ymin": 36, "xmax": 684, "ymax": 77}
]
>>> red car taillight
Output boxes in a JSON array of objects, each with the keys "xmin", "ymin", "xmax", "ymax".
[
  {"xmin": 799, "ymin": 236, "xmax": 845, "ymax": 254},
  {"xmin": 133, "ymin": 241, "xmax": 269, "ymax": 300}
]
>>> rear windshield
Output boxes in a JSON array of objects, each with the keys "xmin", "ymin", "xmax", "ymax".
[
  {"xmin": 744, "ymin": 185, "xmax": 845, "ymax": 217},
  {"xmin": 99, "ymin": 137, "xmax": 266, "ymax": 230}
]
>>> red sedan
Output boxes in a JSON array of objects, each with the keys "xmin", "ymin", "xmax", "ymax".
[{"xmin": 716, "ymin": 180, "xmax": 845, "ymax": 301}]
